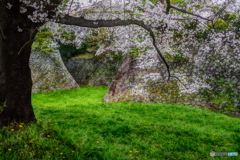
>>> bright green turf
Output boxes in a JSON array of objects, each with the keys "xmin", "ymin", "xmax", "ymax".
[{"xmin": 0, "ymin": 86, "xmax": 239, "ymax": 160}]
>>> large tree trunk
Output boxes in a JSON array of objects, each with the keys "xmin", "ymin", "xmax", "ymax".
[
  {"xmin": 0, "ymin": 1, "xmax": 39, "ymax": 127},
  {"xmin": 0, "ymin": 29, "xmax": 5, "ymax": 107},
  {"xmin": 0, "ymin": 35, "xmax": 36, "ymax": 127}
]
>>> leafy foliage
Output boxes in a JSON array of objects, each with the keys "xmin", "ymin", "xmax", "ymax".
[
  {"xmin": 85, "ymin": 28, "xmax": 110, "ymax": 54},
  {"xmin": 58, "ymin": 41, "xmax": 91, "ymax": 60},
  {"xmin": 57, "ymin": 28, "xmax": 110, "ymax": 60},
  {"xmin": 32, "ymin": 27, "xmax": 54, "ymax": 53}
]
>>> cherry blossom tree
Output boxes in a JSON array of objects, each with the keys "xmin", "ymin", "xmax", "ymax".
[{"xmin": 0, "ymin": 0, "xmax": 239, "ymax": 127}]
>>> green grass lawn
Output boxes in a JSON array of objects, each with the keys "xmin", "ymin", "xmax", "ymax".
[{"xmin": 0, "ymin": 86, "xmax": 239, "ymax": 160}]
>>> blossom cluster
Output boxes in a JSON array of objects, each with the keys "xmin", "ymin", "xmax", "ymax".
[
  {"xmin": 18, "ymin": 0, "xmax": 239, "ymax": 111},
  {"xmin": 6, "ymin": 0, "xmax": 55, "ymax": 23}
]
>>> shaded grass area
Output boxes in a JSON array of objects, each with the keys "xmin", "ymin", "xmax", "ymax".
[{"xmin": 0, "ymin": 86, "xmax": 239, "ymax": 159}]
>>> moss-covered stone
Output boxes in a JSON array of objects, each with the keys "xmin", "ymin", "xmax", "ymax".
[
  {"xmin": 64, "ymin": 56, "xmax": 123, "ymax": 86},
  {"xmin": 30, "ymin": 50, "xmax": 79, "ymax": 94}
]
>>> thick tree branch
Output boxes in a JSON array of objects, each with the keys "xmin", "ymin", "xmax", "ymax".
[
  {"xmin": 166, "ymin": 0, "xmax": 171, "ymax": 14},
  {"xmin": 57, "ymin": 15, "xmax": 170, "ymax": 81},
  {"xmin": 57, "ymin": 15, "xmax": 137, "ymax": 28}
]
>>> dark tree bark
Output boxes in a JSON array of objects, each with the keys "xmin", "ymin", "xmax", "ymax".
[
  {"xmin": 0, "ymin": 1, "xmax": 39, "ymax": 127},
  {"xmin": 0, "ymin": 30, "xmax": 5, "ymax": 107},
  {"xmin": 0, "ymin": 0, "xmax": 62, "ymax": 128}
]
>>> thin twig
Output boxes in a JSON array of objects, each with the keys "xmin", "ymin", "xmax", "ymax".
[
  {"xmin": 149, "ymin": 28, "xmax": 171, "ymax": 82},
  {"xmin": 212, "ymin": 1, "xmax": 232, "ymax": 19},
  {"xmin": 17, "ymin": 40, "xmax": 32, "ymax": 55},
  {"xmin": 17, "ymin": 27, "xmax": 39, "ymax": 55},
  {"xmin": 0, "ymin": 27, "xmax": 6, "ymax": 39},
  {"xmin": 171, "ymin": 75, "xmax": 188, "ymax": 89},
  {"xmin": 170, "ymin": 5, "xmax": 211, "ymax": 21},
  {"xmin": 67, "ymin": 0, "xmax": 74, "ymax": 15},
  {"xmin": 165, "ymin": 0, "xmax": 211, "ymax": 21},
  {"xmin": 135, "ymin": 23, "xmax": 171, "ymax": 82}
]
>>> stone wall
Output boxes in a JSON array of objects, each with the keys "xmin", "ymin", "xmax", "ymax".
[
  {"xmin": 64, "ymin": 57, "xmax": 123, "ymax": 86},
  {"xmin": 30, "ymin": 51, "xmax": 79, "ymax": 94},
  {"xmin": 102, "ymin": 50, "xmax": 202, "ymax": 105},
  {"xmin": 103, "ymin": 52, "xmax": 174, "ymax": 103},
  {"xmin": 102, "ymin": 50, "xmax": 239, "ymax": 117}
]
